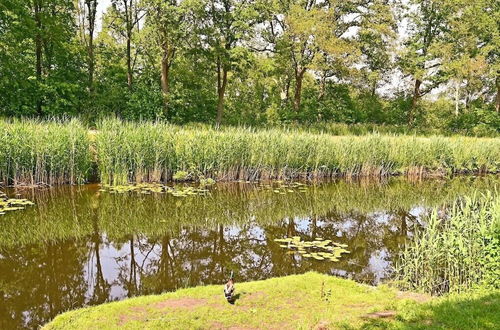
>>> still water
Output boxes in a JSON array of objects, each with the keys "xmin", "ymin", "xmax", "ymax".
[{"xmin": 0, "ymin": 176, "xmax": 498, "ymax": 329}]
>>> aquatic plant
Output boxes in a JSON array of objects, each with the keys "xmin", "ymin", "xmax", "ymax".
[
  {"xmin": 274, "ymin": 236, "xmax": 350, "ymax": 261},
  {"xmin": 258, "ymin": 181, "xmax": 308, "ymax": 194},
  {"xmin": 0, "ymin": 119, "xmax": 92, "ymax": 186},
  {"xmin": 395, "ymin": 191, "xmax": 500, "ymax": 295},
  {"xmin": 94, "ymin": 119, "xmax": 500, "ymax": 185},
  {"xmin": 99, "ymin": 183, "xmax": 211, "ymax": 197},
  {"xmin": 0, "ymin": 191, "xmax": 34, "ymax": 215}
]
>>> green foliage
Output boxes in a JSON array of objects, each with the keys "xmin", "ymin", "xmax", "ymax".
[
  {"xmin": 94, "ymin": 119, "xmax": 500, "ymax": 185},
  {"xmin": 0, "ymin": 119, "xmax": 92, "ymax": 185},
  {"xmin": 396, "ymin": 191, "xmax": 500, "ymax": 295},
  {"xmin": 0, "ymin": 0, "xmax": 498, "ymax": 131},
  {"xmin": 0, "ymin": 191, "xmax": 34, "ymax": 215},
  {"xmin": 172, "ymin": 170, "xmax": 189, "ymax": 181}
]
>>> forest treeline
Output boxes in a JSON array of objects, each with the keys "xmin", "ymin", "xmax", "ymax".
[{"xmin": 0, "ymin": 0, "xmax": 498, "ymax": 133}]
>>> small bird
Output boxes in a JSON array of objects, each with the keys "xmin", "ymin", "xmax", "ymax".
[{"xmin": 224, "ymin": 271, "xmax": 235, "ymax": 303}]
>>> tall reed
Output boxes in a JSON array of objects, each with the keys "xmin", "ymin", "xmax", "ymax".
[
  {"xmin": 95, "ymin": 119, "xmax": 500, "ymax": 185},
  {"xmin": 1, "ymin": 119, "xmax": 499, "ymax": 186},
  {"xmin": 0, "ymin": 119, "xmax": 92, "ymax": 186},
  {"xmin": 395, "ymin": 191, "xmax": 500, "ymax": 295}
]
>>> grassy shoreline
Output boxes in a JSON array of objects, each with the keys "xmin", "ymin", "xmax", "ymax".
[
  {"xmin": 1, "ymin": 119, "xmax": 499, "ymax": 186},
  {"xmin": 43, "ymin": 272, "xmax": 499, "ymax": 329}
]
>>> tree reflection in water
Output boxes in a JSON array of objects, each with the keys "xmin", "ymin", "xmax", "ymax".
[{"xmin": 0, "ymin": 176, "xmax": 498, "ymax": 329}]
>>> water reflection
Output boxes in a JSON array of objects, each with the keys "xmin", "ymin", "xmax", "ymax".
[{"xmin": 0, "ymin": 176, "xmax": 498, "ymax": 329}]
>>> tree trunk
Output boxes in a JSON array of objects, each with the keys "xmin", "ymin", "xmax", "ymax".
[
  {"xmin": 318, "ymin": 71, "xmax": 326, "ymax": 100},
  {"xmin": 85, "ymin": 0, "xmax": 97, "ymax": 92},
  {"xmin": 408, "ymin": 79, "xmax": 421, "ymax": 125},
  {"xmin": 88, "ymin": 35, "xmax": 94, "ymax": 91},
  {"xmin": 34, "ymin": 0, "xmax": 43, "ymax": 115},
  {"xmin": 455, "ymin": 80, "xmax": 459, "ymax": 116},
  {"xmin": 495, "ymin": 76, "xmax": 500, "ymax": 113},
  {"xmin": 126, "ymin": 33, "xmax": 133, "ymax": 90},
  {"xmin": 293, "ymin": 68, "xmax": 306, "ymax": 112},
  {"xmin": 216, "ymin": 56, "xmax": 228, "ymax": 126},
  {"xmin": 160, "ymin": 52, "xmax": 171, "ymax": 116},
  {"xmin": 123, "ymin": 0, "xmax": 133, "ymax": 90}
]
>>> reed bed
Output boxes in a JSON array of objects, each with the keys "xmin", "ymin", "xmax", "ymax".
[
  {"xmin": 395, "ymin": 191, "xmax": 500, "ymax": 295},
  {"xmin": 95, "ymin": 119, "xmax": 500, "ymax": 185},
  {"xmin": 0, "ymin": 119, "xmax": 92, "ymax": 186},
  {"xmin": 1, "ymin": 119, "xmax": 498, "ymax": 186}
]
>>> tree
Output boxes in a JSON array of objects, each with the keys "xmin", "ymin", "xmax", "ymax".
[
  {"xmin": 143, "ymin": 0, "xmax": 190, "ymax": 115},
  {"xmin": 108, "ymin": 0, "xmax": 145, "ymax": 90},
  {"xmin": 197, "ymin": 0, "xmax": 261, "ymax": 125},
  {"xmin": 0, "ymin": 0, "xmax": 84, "ymax": 116},
  {"xmin": 399, "ymin": 0, "xmax": 454, "ymax": 124},
  {"xmin": 439, "ymin": 0, "xmax": 499, "ymax": 113},
  {"xmin": 357, "ymin": 0, "xmax": 396, "ymax": 97},
  {"xmin": 263, "ymin": 0, "xmax": 392, "ymax": 113},
  {"xmin": 77, "ymin": 0, "xmax": 98, "ymax": 92}
]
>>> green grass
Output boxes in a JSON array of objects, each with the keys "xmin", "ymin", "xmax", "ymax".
[
  {"xmin": 43, "ymin": 272, "xmax": 499, "ymax": 329},
  {"xmin": 0, "ymin": 119, "xmax": 92, "ymax": 185},
  {"xmin": 95, "ymin": 119, "xmax": 500, "ymax": 185},
  {"xmin": 395, "ymin": 191, "xmax": 500, "ymax": 295},
  {"xmin": 1, "ymin": 118, "xmax": 499, "ymax": 186},
  {"xmin": 392, "ymin": 289, "xmax": 500, "ymax": 330}
]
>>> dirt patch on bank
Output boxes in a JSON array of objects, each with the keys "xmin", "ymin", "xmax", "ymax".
[
  {"xmin": 364, "ymin": 310, "xmax": 397, "ymax": 319},
  {"xmin": 209, "ymin": 322, "xmax": 259, "ymax": 330},
  {"xmin": 117, "ymin": 306, "xmax": 147, "ymax": 325},
  {"xmin": 155, "ymin": 297, "xmax": 208, "ymax": 310},
  {"xmin": 243, "ymin": 291, "xmax": 267, "ymax": 302}
]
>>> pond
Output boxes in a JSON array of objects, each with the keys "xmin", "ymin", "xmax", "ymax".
[{"xmin": 0, "ymin": 176, "xmax": 498, "ymax": 329}]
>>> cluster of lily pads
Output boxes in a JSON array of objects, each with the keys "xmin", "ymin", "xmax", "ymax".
[
  {"xmin": 274, "ymin": 236, "xmax": 349, "ymax": 261},
  {"xmin": 0, "ymin": 191, "xmax": 35, "ymax": 215},
  {"xmin": 99, "ymin": 183, "xmax": 211, "ymax": 197},
  {"xmin": 259, "ymin": 181, "xmax": 308, "ymax": 194}
]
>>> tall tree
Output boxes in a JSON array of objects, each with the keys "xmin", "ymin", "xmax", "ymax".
[
  {"xmin": 264, "ymin": 0, "xmax": 392, "ymax": 112},
  {"xmin": 143, "ymin": 0, "xmax": 189, "ymax": 116},
  {"xmin": 440, "ymin": 0, "xmax": 499, "ymax": 113},
  {"xmin": 197, "ymin": 0, "xmax": 261, "ymax": 125},
  {"xmin": 109, "ymin": 0, "xmax": 145, "ymax": 90},
  {"xmin": 357, "ymin": 0, "xmax": 396, "ymax": 97},
  {"xmin": 399, "ymin": 0, "xmax": 453, "ymax": 124},
  {"xmin": 77, "ymin": 0, "xmax": 98, "ymax": 92}
]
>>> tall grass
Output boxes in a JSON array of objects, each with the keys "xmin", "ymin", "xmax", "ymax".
[
  {"xmin": 95, "ymin": 119, "xmax": 500, "ymax": 185},
  {"xmin": 0, "ymin": 119, "xmax": 92, "ymax": 186},
  {"xmin": 395, "ymin": 191, "xmax": 500, "ymax": 295},
  {"xmin": 1, "ymin": 119, "xmax": 498, "ymax": 186}
]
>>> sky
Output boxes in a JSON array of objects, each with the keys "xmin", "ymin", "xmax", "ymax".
[{"xmin": 96, "ymin": 0, "xmax": 112, "ymax": 31}]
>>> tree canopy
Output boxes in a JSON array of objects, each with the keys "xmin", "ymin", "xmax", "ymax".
[{"xmin": 0, "ymin": 0, "xmax": 498, "ymax": 133}]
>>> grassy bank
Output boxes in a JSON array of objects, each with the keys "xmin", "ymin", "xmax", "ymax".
[
  {"xmin": 0, "ymin": 119, "xmax": 91, "ymax": 186},
  {"xmin": 43, "ymin": 272, "xmax": 499, "ymax": 329},
  {"xmin": 1, "ymin": 119, "xmax": 499, "ymax": 186},
  {"xmin": 96, "ymin": 120, "xmax": 500, "ymax": 185}
]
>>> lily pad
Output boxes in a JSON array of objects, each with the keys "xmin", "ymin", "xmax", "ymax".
[{"xmin": 275, "ymin": 236, "xmax": 350, "ymax": 262}]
